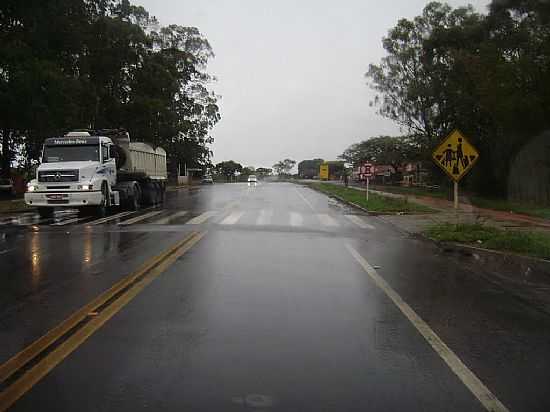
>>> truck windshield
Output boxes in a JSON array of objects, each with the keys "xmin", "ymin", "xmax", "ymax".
[{"xmin": 43, "ymin": 145, "xmax": 99, "ymax": 163}]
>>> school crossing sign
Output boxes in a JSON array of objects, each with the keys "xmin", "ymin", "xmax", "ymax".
[{"xmin": 432, "ymin": 129, "xmax": 479, "ymax": 182}]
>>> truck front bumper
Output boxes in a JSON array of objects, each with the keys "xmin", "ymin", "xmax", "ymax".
[{"xmin": 25, "ymin": 191, "xmax": 103, "ymax": 207}]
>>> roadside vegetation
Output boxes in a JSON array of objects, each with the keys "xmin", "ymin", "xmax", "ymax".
[
  {"xmin": 308, "ymin": 183, "xmax": 434, "ymax": 214},
  {"xmin": 425, "ymin": 223, "xmax": 550, "ymax": 260},
  {"xmin": 1, "ymin": 0, "xmax": 220, "ymax": 179},
  {"xmin": 370, "ymin": 185, "xmax": 550, "ymax": 220},
  {"xmin": 337, "ymin": 1, "xmax": 550, "ymax": 207}
]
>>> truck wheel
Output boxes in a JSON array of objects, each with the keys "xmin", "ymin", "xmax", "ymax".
[
  {"xmin": 95, "ymin": 184, "xmax": 108, "ymax": 217},
  {"xmin": 154, "ymin": 183, "xmax": 162, "ymax": 204},
  {"xmin": 37, "ymin": 207, "xmax": 54, "ymax": 219},
  {"xmin": 128, "ymin": 186, "xmax": 140, "ymax": 211},
  {"xmin": 158, "ymin": 183, "xmax": 166, "ymax": 204}
]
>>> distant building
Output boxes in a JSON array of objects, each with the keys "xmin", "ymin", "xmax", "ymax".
[{"xmin": 400, "ymin": 162, "xmax": 429, "ymax": 186}]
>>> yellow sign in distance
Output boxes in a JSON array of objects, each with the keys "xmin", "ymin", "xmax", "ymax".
[
  {"xmin": 319, "ymin": 163, "xmax": 329, "ymax": 180},
  {"xmin": 432, "ymin": 129, "xmax": 479, "ymax": 182}
]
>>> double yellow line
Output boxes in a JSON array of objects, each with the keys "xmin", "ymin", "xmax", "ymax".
[{"xmin": 0, "ymin": 231, "xmax": 205, "ymax": 411}]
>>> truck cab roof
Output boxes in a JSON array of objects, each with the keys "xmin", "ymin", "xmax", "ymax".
[{"xmin": 44, "ymin": 132, "xmax": 112, "ymax": 146}]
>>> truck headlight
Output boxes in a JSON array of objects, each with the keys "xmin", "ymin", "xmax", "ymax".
[
  {"xmin": 78, "ymin": 184, "xmax": 93, "ymax": 190},
  {"xmin": 27, "ymin": 185, "xmax": 37, "ymax": 192}
]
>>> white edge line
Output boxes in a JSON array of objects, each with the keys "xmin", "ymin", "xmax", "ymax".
[
  {"xmin": 345, "ymin": 244, "xmax": 510, "ymax": 412},
  {"xmin": 294, "ymin": 187, "xmax": 316, "ymax": 212}
]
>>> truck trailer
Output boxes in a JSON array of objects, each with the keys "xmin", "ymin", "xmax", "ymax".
[{"xmin": 25, "ymin": 129, "xmax": 167, "ymax": 218}]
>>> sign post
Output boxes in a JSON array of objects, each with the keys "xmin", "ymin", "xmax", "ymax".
[
  {"xmin": 432, "ymin": 129, "xmax": 479, "ymax": 210},
  {"xmin": 362, "ymin": 162, "xmax": 373, "ymax": 202}
]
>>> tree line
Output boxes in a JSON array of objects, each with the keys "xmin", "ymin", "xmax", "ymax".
[
  {"xmin": 0, "ymin": 0, "xmax": 220, "ymax": 178},
  {"xmin": 213, "ymin": 158, "xmax": 296, "ymax": 181},
  {"xmin": 345, "ymin": 0, "xmax": 550, "ymax": 198}
]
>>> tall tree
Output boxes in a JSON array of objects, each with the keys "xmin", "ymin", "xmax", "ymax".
[
  {"xmin": 215, "ymin": 160, "xmax": 242, "ymax": 181},
  {"xmin": 273, "ymin": 159, "xmax": 296, "ymax": 176},
  {"xmin": 339, "ymin": 136, "xmax": 418, "ymax": 172},
  {"xmin": 0, "ymin": 0, "xmax": 220, "ymax": 178}
]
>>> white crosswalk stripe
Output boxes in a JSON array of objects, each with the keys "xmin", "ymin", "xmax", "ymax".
[
  {"xmin": 256, "ymin": 209, "xmax": 273, "ymax": 225},
  {"xmin": 186, "ymin": 211, "xmax": 218, "ymax": 225},
  {"xmin": 51, "ymin": 216, "xmax": 92, "ymax": 226},
  {"xmin": 118, "ymin": 210, "xmax": 163, "ymax": 225},
  {"xmin": 290, "ymin": 212, "xmax": 303, "ymax": 227},
  {"xmin": 89, "ymin": 211, "xmax": 136, "ymax": 225},
  {"xmin": 345, "ymin": 214, "xmax": 375, "ymax": 230},
  {"xmin": 317, "ymin": 213, "xmax": 339, "ymax": 227},
  {"xmin": 151, "ymin": 210, "xmax": 188, "ymax": 224},
  {"xmin": 220, "ymin": 211, "xmax": 244, "ymax": 225}
]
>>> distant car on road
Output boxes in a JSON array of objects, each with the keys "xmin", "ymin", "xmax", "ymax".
[
  {"xmin": 0, "ymin": 177, "xmax": 16, "ymax": 197},
  {"xmin": 247, "ymin": 175, "xmax": 257, "ymax": 186},
  {"xmin": 201, "ymin": 175, "xmax": 213, "ymax": 184}
]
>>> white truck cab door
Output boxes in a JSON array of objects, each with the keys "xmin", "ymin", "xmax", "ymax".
[{"xmin": 101, "ymin": 143, "xmax": 117, "ymax": 185}]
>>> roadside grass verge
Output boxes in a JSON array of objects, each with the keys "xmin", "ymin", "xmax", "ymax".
[
  {"xmin": 371, "ymin": 184, "xmax": 550, "ymax": 220},
  {"xmin": 469, "ymin": 197, "xmax": 550, "ymax": 220},
  {"xmin": 425, "ymin": 223, "xmax": 550, "ymax": 259},
  {"xmin": 308, "ymin": 183, "xmax": 434, "ymax": 214},
  {"xmin": 0, "ymin": 198, "xmax": 30, "ymax": 213}
]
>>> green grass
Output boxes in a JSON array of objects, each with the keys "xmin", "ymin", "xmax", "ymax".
[
  {"xmin": 309, "ymin": 183, "xmax": 434, "ymax": 213},
  {"xmin": 0, "ymin": 198, "xmax": 30, "ymax": 213},
  {"xmin": 469, "ymin": 197, "xmax": 550, "ymax": 220},
  {"xmin": 425, "ymin": 223, "xmax": 550, "ymax": 259},
  {"xmin": 371, "ymin": 184, "xmax": 550, "ymax": 220}
]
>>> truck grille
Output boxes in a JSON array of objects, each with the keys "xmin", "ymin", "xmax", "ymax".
[{"xmin": 38, "ymin": 170, "xmax": 79, "ymax": 183}]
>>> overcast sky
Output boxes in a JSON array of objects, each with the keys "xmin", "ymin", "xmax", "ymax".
[{"xmin": 137, "ymin": 0, "xmax": 490, "ymax": 169}]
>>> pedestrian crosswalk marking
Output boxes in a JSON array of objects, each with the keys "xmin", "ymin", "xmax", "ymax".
[
  {"xmin": 151, "ymin": 210, "xmax": 188, "ymax": 225},
  {"xmin": 290, "ymin": 212, "xmax": 303, "ymax": 227},
  {"xmin": 186, "ymin": 211, "xmax": 217, "ymax": 225},
  {"xmin": 317, "ymin": 213, "xmax": 339, "ymax": 227},
  {"xmin": 51, "ymin": 216, "xmax": 92, "ymax": 226},
  {"xmin": 345, "ymin": 215, "xmax": 375, "ymax": 230},
  {"xmin": 0, "ymin": 209, "xmax": 373, "ymax": 230},
  {"xmin": 220, "ymin": 211, "xmax": 244, "ymax": 225},
  {"xmin": 89, "ymin": 211, "xmax": 136, "ymax": 225},
  {"xmin": 118, "ymin": 210, "xmax": 163, "ymax": 226},
  {"xmin": 256, "ymin": 209, "xmax": 273, "ymax": 225}
]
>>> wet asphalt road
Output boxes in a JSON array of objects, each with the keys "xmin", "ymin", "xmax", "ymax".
[{"xmin": 1, "ymin": 182, "xmax": 550, "ymax": 411}]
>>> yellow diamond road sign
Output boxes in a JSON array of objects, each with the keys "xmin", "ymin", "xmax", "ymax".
[{"xmin": 432, "ymin": 129, "xmax": 479, "ymax": 182}]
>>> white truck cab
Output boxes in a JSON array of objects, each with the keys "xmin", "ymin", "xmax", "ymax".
[{"xmin": 25, "ymin": 130, "xmax": 166, "ymax": 218}]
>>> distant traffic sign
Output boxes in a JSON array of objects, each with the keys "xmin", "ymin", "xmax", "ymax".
[
  {"xmin": 360, "ymin": 163, "xmax": 373, "ymax": 178},
  {"xmin": 432, "ymin": 129, "xmax": 479, "ymax": 182}
]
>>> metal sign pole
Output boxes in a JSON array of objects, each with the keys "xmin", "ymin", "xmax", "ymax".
[
  {"xmin": 454, "ymin": 181, "xmax": 458, "ymax": 210},
  {"xmin": 366, "ymin": 177, "xmax": 369, "ymax": 202}
]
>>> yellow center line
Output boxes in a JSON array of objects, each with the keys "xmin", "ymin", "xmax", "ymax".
[{"xmin": 0, "ymin": 232, "xmax": 205, "ymax": 411}]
